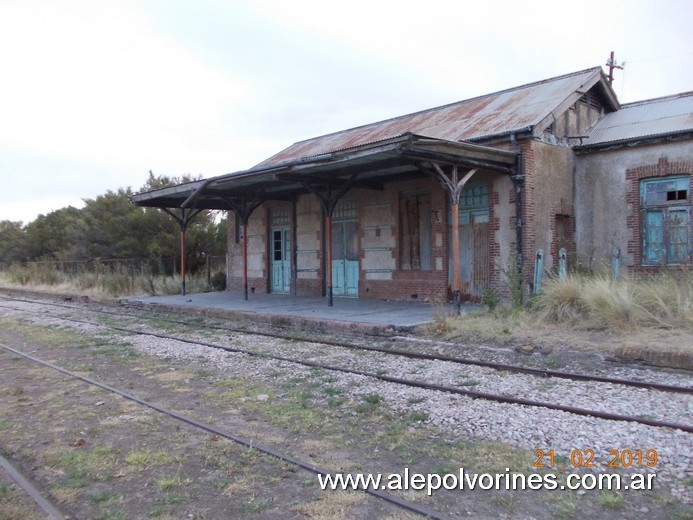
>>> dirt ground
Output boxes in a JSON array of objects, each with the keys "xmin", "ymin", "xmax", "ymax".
[{"xmin": 0, "ymin": 305, "xmax": 691, "ymax": 519}]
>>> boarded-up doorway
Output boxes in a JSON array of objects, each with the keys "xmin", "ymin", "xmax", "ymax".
[{"xmin": 450, "ymin": 182, "xmax": 490, "ymax": 300}]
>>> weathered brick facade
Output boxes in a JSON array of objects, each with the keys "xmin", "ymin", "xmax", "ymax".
[
  {"xmin": 132, "ymin": 69, "xmax": 690, "ymax": 302},
  {"xmin": 219, "ymin": 75, "xmax": 692, "ymax": 303},
  {"xmin": 225, "ymin": 168, "xmax": 551, "ymax": 302}
]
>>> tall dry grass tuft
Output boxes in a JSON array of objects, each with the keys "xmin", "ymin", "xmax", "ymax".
[
  {"xmin": 634, "ymin": 271, "xmax": 693, "ymax": 328},
  {"xmin": 533, "ymin": 271, "xmax": 693, "ymax": 330},
  {"xmin": 580, "ymin": 277, "xmax": 637, "ymax": 329},
  {"xmin": 531, "ymin": 275, "xmax": 584, "ymax": 324}
]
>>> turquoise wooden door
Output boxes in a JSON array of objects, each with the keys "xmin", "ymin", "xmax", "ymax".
[
  {"xmin": 331, "ymin": 220, "xmax": 359, "ymax": 297},
  {"xmin": 271, "ymin": 227, "xmax": 291, "ymax": 293}
]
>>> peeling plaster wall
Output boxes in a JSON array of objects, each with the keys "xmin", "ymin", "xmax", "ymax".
[
  {"xmin": 295, "ymin": 194, "xmax": 323, "ymax": 294},
  {"xmin": 492, "ymin": 173, "xmax": 515, "ymax": 281},
  {"xmin": 226, "ymin": 208, "xmax": 268, "ymax": 294},
  {"xmin": 575, "ymin": 140, "xmax": 693, "ymax": 271},
  {"xmin": 528, "ymin": 140, "xmax": 575, "ymax": 272}
]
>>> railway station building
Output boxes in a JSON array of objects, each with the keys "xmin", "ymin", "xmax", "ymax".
[{"xmin": 132, "ymin": 66, "xmax": 693, "ymax": 305}]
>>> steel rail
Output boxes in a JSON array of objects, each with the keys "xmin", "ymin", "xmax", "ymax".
[
  {"xmin": 1, "ymin": 295, "xmax": 690, "ymax": 396},
  {"xmin": 0, "ymin": 453, "xmax": 65, "ymax": 520},
  {"xmin": 127, "ymin": 315, "xmax": 693, "ymax": 394},
  {"xmin": 28, "ymin": 312, "xmax": 693, "ymax": 433},
  {"xmin": 0, "ymin": 343, "xmax": 448, "ymax": 520},
  {"xmin": 121, "ymin": 326, "xmax": 693, "ymax": 433}
]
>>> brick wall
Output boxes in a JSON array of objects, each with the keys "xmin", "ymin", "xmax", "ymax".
[
  {"xmin": 359, "ymin": 179, "xmax": 450, "ymax": 302},
  {"xmin": 225, "ymin": 171, "xmax": 518, "ymax": 303},
  {"xmin": 520, "ymin": 141, "xmax": 537, "ymax": 289}
]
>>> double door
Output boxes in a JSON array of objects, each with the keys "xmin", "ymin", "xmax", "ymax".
[{"xmin": 331, "ymin": 220, "xmax": 358, "ymax": 297}]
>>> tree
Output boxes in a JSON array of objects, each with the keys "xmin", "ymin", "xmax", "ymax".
[
  {"xmin": 0, "ymin": 220, "xmax": 28, "ymax": 264},
  {"xmin": 7, "ymin": 171, "xmax": 227, "ymax": 275},
  {"xmin": 23, "ymin": 207, "xmax": 85, "ymax": 260},
  {"xmin": 81, "ymin": 188, "xmax": 150, "ymax": 259},
  {"xmin": 135, "ymin": 172, "xmax": 227, "ymax": 273}
]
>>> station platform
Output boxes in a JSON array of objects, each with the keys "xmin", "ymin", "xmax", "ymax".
[{"xmin": 125, "ymin": 291, "xmax": 478, "ymax": 334}]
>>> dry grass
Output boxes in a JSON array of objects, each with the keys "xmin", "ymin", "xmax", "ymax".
[
  {"xmin": 427, "ymin": 308, "xmax": 532, "ymax": 344},
  {"xmin": 0, "ymin": 268, "xmax": 218, "ymax": 298},
  {"xmin": 428, "ymin": 272, "xmax": 693, "ymax": 366},
  {"xmin": 533, "ymin": 272, "xmax": 693, "ymax": 330},
  {"xmin": 292, "ymin": 491, "xmax": 365, "ymax": 520}
]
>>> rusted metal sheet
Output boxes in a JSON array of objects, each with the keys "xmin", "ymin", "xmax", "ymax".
[
  {"xmin": 258, "ymin": 68, "xmax": 604, "ymax": 168},
  {"xmin": 581, "ymin": 91, "xmax": 693, "ymax": 146}
]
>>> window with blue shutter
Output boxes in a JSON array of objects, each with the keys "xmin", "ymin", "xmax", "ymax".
[{"xmin": 640, "ymin": 177, "xmax": 690, "ymax": 266}]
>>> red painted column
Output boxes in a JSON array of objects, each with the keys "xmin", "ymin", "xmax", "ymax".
[
  {"xmin": 451, "ymin": 202, "xmax": 460, "ymax": 312},
  {"xmin": 326, "ymin": 214, "xmax": 333, "ymax": 306},
  {"xmin": 180, "ymin": 228, "xmax": 187, "ymax": 296},
  {"xmin": 242, "ymin": 222, "xmax": 249, "ymax": 300}
]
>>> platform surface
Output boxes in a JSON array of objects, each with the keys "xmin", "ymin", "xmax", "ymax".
[{"xmin": 126, "ymin": 291, "xmax": 478, "ymax": 330}]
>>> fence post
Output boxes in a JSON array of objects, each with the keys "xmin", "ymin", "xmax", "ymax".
[
  {"xmin": 533, "ymin": 249, "xmax": 544, "ymax": 294},
  {"xmin": 558, "ymin": 248, "xmax": 567, "ymax": 280},
  {"xmin": 612, "ymin": 247, "xmax": 621, "ymax": 280}
]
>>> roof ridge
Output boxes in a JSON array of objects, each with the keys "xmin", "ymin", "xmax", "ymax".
[
  {"xmin": 620, "ymin": 91, "xmax": 693, "ymax": 108},
  {"xmin": 287, "ymin": 66, "xmax": 604, "ymax": 146}
]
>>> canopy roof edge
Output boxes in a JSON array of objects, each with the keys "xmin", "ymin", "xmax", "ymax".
[{"xmin": 131, "ymin": 133, "xmax": 519, "ymax": 210}]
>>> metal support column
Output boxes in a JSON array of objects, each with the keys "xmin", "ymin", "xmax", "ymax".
[
  {"xmin": 297, "ymin": 173, "xmax": 360, "ymax": 307},
  {"xmin": 222, "ymin": 197, "xmax": 263, "ymax": 301},
  {"xmin": 242, "ymin": 222, "xmax": 249, "ymax": 300},
  {"xmin": 326, "ymin": 214, "xmax": 333, "ymax": 306},
  {"xmin": 419, "ymin": 163, "xmax": 477, "ymax": 314},
  {"xmin": 450, "ymin": 202, "xmax": 461, "ymax": 310},
  {"xmin": 163, "ymin": 207, "xmax": 204, "ymax": 296},
  {"xmin": 180, "ymin": 225, "xmax": 187, "ymax": 295}
]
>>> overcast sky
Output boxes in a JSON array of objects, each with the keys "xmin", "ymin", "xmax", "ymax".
[{"xmin": 1, "ymin": 0, "xmax": 691, "ymax": 224}]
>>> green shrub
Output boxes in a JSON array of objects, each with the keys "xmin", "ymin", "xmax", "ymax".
[{"xmin": 210, "ymin": 271, "xmax": 227, "ymax": 291}]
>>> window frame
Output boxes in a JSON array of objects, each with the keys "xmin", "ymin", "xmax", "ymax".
[{"xmin": 640, "ymin": 176, "xmax": 690, "ymax": 266}]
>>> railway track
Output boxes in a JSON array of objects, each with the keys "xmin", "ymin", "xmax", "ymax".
[
  {"xmin": 1, "ymin": 295, "xmax": 691, "ymax": 433},
  {"xmin": 2, "ymin": 292, "xmax": 692, "ymax": 517},
  {"xmin": 2, "ymin": 294, "xmax": 691, "ymax": 394},
  {"xmin": 0, "ymin": 452, "xmax": 66, "ymax": 520},
  {"xmin": 0, "ymin": 342, "xmax": 446, "ymax": 519}
]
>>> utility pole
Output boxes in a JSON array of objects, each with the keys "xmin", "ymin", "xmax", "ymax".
[{"xmin": 606, "ymin": 51, "xmax": 624, "ymax": 85}]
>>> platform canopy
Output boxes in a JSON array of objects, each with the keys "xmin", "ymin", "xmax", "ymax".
[
  {"xmin": 130, "ymin": 133, "xmax": 518, "ymax": 211},
  {"xmin": 132, "ymin": 133, "xmax": 519, "ymax": 305}
]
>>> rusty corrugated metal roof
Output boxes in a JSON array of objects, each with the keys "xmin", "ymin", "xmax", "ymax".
[
  {"xmin": 580, "ymin": 91, "xmax": 693, "ymax": 147},
  {"xmin": 258, "ymin": 67, "xmax": 609, "ymax": 168},
  {"xmin": 132, "ymin": 134, "xmax": 518, "ymax": 209}
]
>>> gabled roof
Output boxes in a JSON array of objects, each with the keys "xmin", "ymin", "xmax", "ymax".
[
  {"xmin": 258, "ymin": 67, "xmax": 617, "ymax": 168},
  {"xmin": 578, "ymin": 91, "xmax": 693, "ymax": 149}
]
